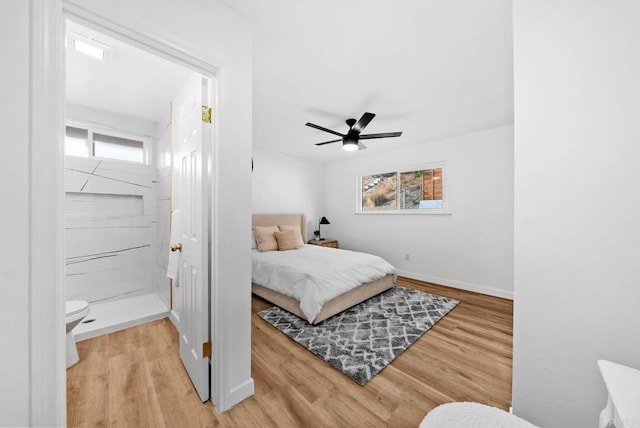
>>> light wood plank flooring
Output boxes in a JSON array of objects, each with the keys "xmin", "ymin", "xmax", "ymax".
[{"xmin": 67, "ymin": 277, "xmax": 513, "ymax": 427}]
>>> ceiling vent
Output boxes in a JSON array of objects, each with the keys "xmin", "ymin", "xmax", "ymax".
[{"xmin": 67, "ymin": 31, "xmax": 113, "ymax": 62}]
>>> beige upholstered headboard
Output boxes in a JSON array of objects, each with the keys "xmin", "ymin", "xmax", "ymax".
[{"xmin": 252, "ymin": 213, "xmax": 307, "ymax": 243}]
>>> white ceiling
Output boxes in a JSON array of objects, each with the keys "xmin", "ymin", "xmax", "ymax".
[
  {"xmin": 222, "ymin": 0, "xmax": 514, "ymax": 162},
  {"xmin": 66, "ymin": 21, "xmax": 194, "ymax": 124}
]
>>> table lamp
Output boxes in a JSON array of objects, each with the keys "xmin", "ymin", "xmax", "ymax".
[{"xmin": 318, "ymin": 216, "xmax": 330, "ymax": 240}]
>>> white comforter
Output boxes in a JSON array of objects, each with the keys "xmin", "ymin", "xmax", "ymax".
[{"xmin": 252, "ymin": 244, "xmax": 395, "ymax": 323}]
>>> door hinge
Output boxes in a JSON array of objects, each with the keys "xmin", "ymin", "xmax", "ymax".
[
  {"xmin": 203, "ymin": 341, "xmax": 212, "ymax": 359},
  {"xmin": 202, "ymin": 105, "xmax": 212, "ymax": 123}
]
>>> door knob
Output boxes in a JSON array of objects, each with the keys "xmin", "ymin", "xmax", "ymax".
[{"xmin": 171, "ymin": 243, "xmax": 182, "ymax": 252}]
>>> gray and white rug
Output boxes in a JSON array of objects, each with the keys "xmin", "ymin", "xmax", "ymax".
[{"xmin": 258, "ymin": 286, "xmax": 459, "ymax": 385}]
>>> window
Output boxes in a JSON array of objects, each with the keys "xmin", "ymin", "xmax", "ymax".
[
  {"xmin": 93, "ymin": 133, "xmax": 144, "ymax": 163},
  {"xmin": 361, "ymin": 172, "xmax": 397, "ymax": 211},
  {"xmin": 65, "ymin": 126, "xmax": 90, "ymax": 158},
  {"xmin": 64, "ymin": 124, "xmax": 147, "ymax": 163},
  {"xmin": 400, "ymin": 167, "xmax": 443, "ymax": 209},
  {"xmin": 359, "ymin": 163, "xmax": 448, "ymax": 214}
]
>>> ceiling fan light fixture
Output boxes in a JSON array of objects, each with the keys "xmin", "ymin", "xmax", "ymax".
[
  {"xmin": 342, "ymin": 139, "xmax": 358, "ymax": 152},
  {"xmin": 309, "ymin": 112, "xmax": 402, "ymax": 152}
]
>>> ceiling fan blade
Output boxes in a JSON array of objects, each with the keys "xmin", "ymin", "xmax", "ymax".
[
  {"xmin": 358, "ymin": 142, "xmax": 367, "ymax": 150},
  {"xmin": 359, "ymin": 131, "xmax": 403, "ymax": 140},
  {"xmin": 305, "ymin": 122, "xmax": 344, "ymax": 137},
  {"xmin": 315, "ymin": 138, "xmax": 343, "ymax": 146},
  {"xmin": 352, "ymin": 112, "xmax": 376, "ymax": 133}
]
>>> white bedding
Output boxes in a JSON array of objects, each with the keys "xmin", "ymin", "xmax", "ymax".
[{"xmin": 252, "ymin": 244, "xmax": 395, "ymax": 322}]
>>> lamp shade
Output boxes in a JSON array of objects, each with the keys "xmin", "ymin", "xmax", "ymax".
[{"xmin": 319, "ymin": 216, "xmax": 330, "ymax": 225}]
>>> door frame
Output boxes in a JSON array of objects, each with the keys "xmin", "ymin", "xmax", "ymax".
[{"xmin": 30, "ymin": 1, "xmax": 233, "ymax": 423}]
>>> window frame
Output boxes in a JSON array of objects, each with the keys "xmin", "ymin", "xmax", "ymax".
[
  {"xmin": 356, "ymin": 161, "xmax": 450, "ymax": 215},
  {"xmin": 64, "ymin": 120, "xmax": 151, "ymax": 165}
]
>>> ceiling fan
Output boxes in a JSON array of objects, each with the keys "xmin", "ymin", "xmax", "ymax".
[{"xmin": 306, "ymin": 112, "xmax": 403, "ymax": 151}]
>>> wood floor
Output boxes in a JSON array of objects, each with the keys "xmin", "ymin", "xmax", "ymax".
[{"xmin": 67, "ymin": 277, "xmax": 513, "ymax": 427}]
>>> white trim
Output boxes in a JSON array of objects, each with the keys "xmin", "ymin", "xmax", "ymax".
[
  {"xmin": 228, "ymin": 379, "xmax": 255, "ymax": 409},
  {"xmin": 29, "ymin": 0, "xmax": 66, "ymax": 426},
  {"xmin": 396, "ymin": 270, "xmax": 514, "ymax": 300},
  {"xmin": 358, "ymin": 159, "xmax": 447, "ymax": 178},
  {"xmin": 210, "ymin": 75, "xmax": 228, "ymax": 412},
  {"xmin": 62, "ymin": 1, "xmax": 218, "ymax": 76},
  {"xmin": 169, "ymin": 309, "xmax": 180, "ymax": 330},
  {"xmin": 354, "ymin": 211, "xmax": 452, "ymax": 216}
]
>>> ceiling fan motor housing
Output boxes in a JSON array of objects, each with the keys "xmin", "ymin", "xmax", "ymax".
[
  {"xmin": 307, "ymin": 112, "xmax": 402, "ymax": 151},
  {"xmin": 343, "ymin": 118, "xmax": 361, "ymax": 150}
]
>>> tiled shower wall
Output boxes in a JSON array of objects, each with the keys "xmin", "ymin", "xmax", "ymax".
[
  {"xmin": 64, "ymin": 156, "xmax": 155, "ymax": 303},
  {"xmin": 152, "ymin": 119, "xmax": 172, "ymax": 309},
  {"xmin": 64, "ymin": 106, "xmax": 172, "ymax": 307}
]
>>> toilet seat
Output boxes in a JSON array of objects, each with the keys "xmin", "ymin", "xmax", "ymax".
[{"xmin": 66, "ymin": 300, "xmax": 89, "ymax": 318}]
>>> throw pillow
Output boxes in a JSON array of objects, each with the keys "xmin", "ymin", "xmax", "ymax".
[
  {"xmin": 275, "ymin": 230, "xmax": 302, "ymax": 251},
  {"xmin": 278, "ymin": 225, "xmax": 305, "ymax": 247},
  {"xmin": 253, "ymin": 225, "xmax": 279, "ymax": 252}
]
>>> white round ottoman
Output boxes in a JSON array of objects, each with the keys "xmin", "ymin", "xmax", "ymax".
[{"xmin": 420, "ymin": 402, "xmax": 538, "ymax": 428}]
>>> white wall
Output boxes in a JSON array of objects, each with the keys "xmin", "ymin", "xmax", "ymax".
[
  {"xmin": 252, "ymin": 147, "xmax": 325, "ymax": 240},
  {"xmin": 66, "ymin": 103, "xmax": 158, "ymax": 138},
  {"xmin": 324, "ymin": 126, "xmax": 514, "ymax": 298},
  {"xmin": 0, "ymin": 1, "xmax": 32, "ymax": 424},
  {"xmin": 512, "ymin": 1, "xmax": 640, "ymax": 427}
]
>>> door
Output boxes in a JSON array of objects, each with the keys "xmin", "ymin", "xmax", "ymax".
[{"xmin": 171, "ymin": 73, "xmax": 211, "ymax": 402}]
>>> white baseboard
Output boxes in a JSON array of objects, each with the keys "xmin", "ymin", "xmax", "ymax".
[
  {"xmin": 227, "ymin": 378, "xmax": 255, "ymax": 409},
  {"xmin": 396, "ymin": 270, "xmax": 513, "ymax": 300},
  {"xmin": 169, "ymin": 310, "xmax": 180, "ymax": 329}
]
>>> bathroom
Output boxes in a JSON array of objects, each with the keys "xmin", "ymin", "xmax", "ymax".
[{"xmin": 64, "ymin": 20, "xmax": 196, "ymax": 353}]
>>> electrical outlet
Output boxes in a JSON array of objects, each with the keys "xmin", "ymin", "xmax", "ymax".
[{"xmin": 405, "ymin": 253, "xmax": 411, "ymax": 261}]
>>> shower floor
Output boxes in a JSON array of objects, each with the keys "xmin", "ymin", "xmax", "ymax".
[{"xmin": 74, "ymin": 293, "xmax": 169, "ymax": 341}]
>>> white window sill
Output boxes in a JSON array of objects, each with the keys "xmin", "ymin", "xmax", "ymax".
[{"xmin": 354, "ymin": 210, "xmax": 451, "ymax": 216}]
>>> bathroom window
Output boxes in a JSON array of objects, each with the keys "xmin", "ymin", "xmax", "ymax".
[
  {"xmin": 93, "ymin": 133, "xmax": 144, "ymax": 163},
  {"xmin": 65, "ymin": 126, "xmax": 90, "ymax": 158},
  {"xmin": 64, "ymin": 124, "xmax": 147, "ymax": 164}
]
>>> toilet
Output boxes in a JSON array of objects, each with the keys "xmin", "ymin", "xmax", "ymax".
[{"xmin": 65, "ymin": 300, "xmax": 90, "ymax": 368}]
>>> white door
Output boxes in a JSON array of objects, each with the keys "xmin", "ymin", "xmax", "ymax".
[{"xmin": 171, "ymin": 73, "xmax": 211, "ymax": 402}]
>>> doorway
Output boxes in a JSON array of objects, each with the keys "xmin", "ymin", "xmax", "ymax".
[
  {"xmin": 23, "ymin": 3, "xmax": 253, "ymax": 423},
  {"xmin": 64, "ymin": 18, "xmax": 214, "ymax": 407}
]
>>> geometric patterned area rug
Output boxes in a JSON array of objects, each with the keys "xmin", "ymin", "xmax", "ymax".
[{"xmin": 258, "ymin": 286, "xmax": 459, "ymax": 386}]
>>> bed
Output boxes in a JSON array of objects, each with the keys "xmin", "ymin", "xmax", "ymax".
[{"xmin": 252, "ymin": 213, "xmax": 396, "ymax": 324}]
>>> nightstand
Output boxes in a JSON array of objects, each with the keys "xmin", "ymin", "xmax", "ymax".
[{"xmin": 308, "ymin": 239, "xmax": 339, "ymax": 249}]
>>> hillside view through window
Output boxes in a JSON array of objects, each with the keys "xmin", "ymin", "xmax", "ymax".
[{"xmin": 361, "ymin": 167, "xmax": 444, "ymax": 211}]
